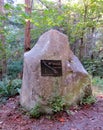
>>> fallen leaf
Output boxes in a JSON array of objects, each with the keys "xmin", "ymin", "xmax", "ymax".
[{"xmin": 58, "ymin": 117, "xmax": 65, "ymax": 122}]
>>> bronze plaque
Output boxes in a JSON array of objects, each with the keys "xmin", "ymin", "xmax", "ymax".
[{"xmin": 41, "ymin": 60, "xmax": 62, "ymax": 76}]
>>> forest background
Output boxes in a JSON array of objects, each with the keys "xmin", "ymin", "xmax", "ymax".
[{"xmin": 0, "ymin": 0, "xmax": 103, "ymax": 101}]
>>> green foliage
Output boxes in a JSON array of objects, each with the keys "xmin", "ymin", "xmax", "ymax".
[
  {"xmin": 0, "ymin": 77, "xmax": 22, "ymax": 98},
  {"xmin": 30, "ymin": 104, "xmax": 41, "ymax": 118},
  {"xmin": 92, "ymin": 77, "xmax": 103, "ymax": 87},
  {"xmin": 0, "ymin": 0, "xmax": 103, "ymax": 99},
  {"xmin": 7, "ymin": 60, "xmax": 23, "ymax": 79},
  {"xmin": 49, "ymin": 96, "xmax": 65, "ymax": 113},
  {"xmin": 82, "ymin": 58, "xmax": 103, "ymax": 77},
  {"xmin": 4, "ymin": 3, "xmax": 13, "ymax": 10},
  {"xmin": 80, "ymin": 95, "xmax": 96, "ymax": 105},
  {"xmin": 30, "ymin": 96, "xmax": 65, "ymax": 118}
]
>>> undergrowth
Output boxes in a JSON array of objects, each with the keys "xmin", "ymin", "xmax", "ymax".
[
  {"xmin": 0, "ymin": 77, "xmax": 22, "ymax": 103},
  {"xmin": 80, "ymin": 95, "xmax": 96, "ymax": 105},
  {"xmin": 30, "ymin": 104, "xmax": 41, "ymax": 118},
  {"xmin": 92, "ymin": 77, "xmax": 103, "ymax": 88}
]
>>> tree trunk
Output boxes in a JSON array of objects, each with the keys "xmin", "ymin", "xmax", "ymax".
[
  {"xmin": 79, "ymin": 1, "xmax": 88, "ymax": 60},
  {"xmin": 58, "ymin": 0, "xmax": 61, "ymax": 9},
  {"xmin": 79, "ymin": 37, "xmax": 84, "ymax": 60},
  {"xmin": 58, "ymin": 0, "xmax": 62, "ymax": 14},
  {"xmin": 24, "ymin": 0, "xmax": 32, "ymax": 52},
  {"xmin": 0, "ymin": 0, "xmax": 6, "ymax": 80}
]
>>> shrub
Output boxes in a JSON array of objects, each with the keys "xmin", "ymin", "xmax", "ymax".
[
  {"xmin": 82, "ymin": 58, "xmax": 103, "ymax": 77},
  {"xmin": 80, "ymin": 95, "xmax": 96, "ymax": 105},
  {"xmin": 49, "ymin": 96, "xmax": 65, "ymax": 113},
  {"xmin": 92, "ymin": 76, "xmax": 103, "ymax": 87},
  {"xmin": 7, "ymin": 60, "xmax": 23, "ymax": 79},
  {"xmin": 0, "ymin": 77, "xmax": 22, "ymax": 98},
  {"xmin": 30, "ymin": 104, "xmax": 41, "ymax": 118}
]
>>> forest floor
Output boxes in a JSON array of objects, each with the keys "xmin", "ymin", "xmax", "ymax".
[{"xmin": 0, "ymin": 86, "xmax": 103, "ymax": 130}]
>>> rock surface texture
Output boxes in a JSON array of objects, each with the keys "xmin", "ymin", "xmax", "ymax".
[{"xmin": 20, "ymin": 29, "xmax": 92, "ymax": 113}]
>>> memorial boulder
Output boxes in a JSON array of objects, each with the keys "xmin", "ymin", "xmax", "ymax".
[{"xmin": 20, "ymin": 29, "xmax": 92, "ymax": 114}]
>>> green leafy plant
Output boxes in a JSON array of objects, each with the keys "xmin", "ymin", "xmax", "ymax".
[
  {"xmin": 30, "ymin": 104, "xmax": 41, "ymax": 118},
  {"xmin": 0, "ymin": 77, "xmax": 22, "ymax": 98},
  {"xmin": 80, "ymin": 96, "xmax": 96, "ymax": 105},
  {"xmin": 92, "ymin": 77, "xmax": 103, "ymax": 96},
  {"xmin": 29, "ymin": 96, "xmax": 65, "ymax": 118},
  {"xmin": 82, "ymin": 58, "xmax": 103, "ymax": 77},
  {"xmin": 92, "ymin": 77, "xmax": 103, "ymax": 87},
  {"xmin": 49, "ymin": 96, "xmax": 65, "ymax": 113},
  {"xmin": 7, "ymin": 60, "xmax": 23, "ymax": 79}
]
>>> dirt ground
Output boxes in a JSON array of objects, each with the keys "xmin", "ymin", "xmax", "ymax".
[{"xmin": 0, "ymin": 94, "xmax": 103, "ymax": 130}]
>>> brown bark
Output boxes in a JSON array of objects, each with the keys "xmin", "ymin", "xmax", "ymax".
[
  {"xmin": 58, "ymin": 0, "xmax": 61, "ymax": 9},
  {"xmin": 0, "ymin": 0, "xmax": 4, "ymax": 13},
  {"xmin": 24, "ymin": 0, "xmax": 32, "ymax": 52},
  {"xmin": 58, "ymin": 0, "xmax": 62, "ymax": 14},
  {"xmin": 0, "ymin": 0, "xmax": 6, "ymax": 80},
  {"xmin": 79, "ymin": 1, "xmax": 88, "ymax": 60}
]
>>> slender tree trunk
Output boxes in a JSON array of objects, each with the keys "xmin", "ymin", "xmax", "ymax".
[
  {"xmin": 79, "ymin": 1, "xmax": 88, "ymax": 60},
  {"xmin": 79, "ymin": 37, "xmax": 84, "ymax": 60},
  {"xmin": 58, "ymin": 0, "xmax": 61, "ymax": 9},
  {"xmin": 24, "ymin": 0, "xmax": 32, "ymax": 52},
  {"xmin": 0, "ymin": 0, "xmax": 6, "ymax": 80},
  {"xmin": 58, "ymin": 0, "xmax": 62, "ymax": 14}
]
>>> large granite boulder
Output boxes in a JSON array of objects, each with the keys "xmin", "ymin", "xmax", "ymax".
[{"xmin": 20, "ymin": 29, "xmax": 92, "ymax": 114}]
